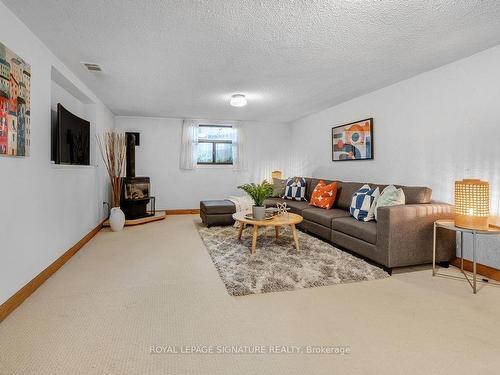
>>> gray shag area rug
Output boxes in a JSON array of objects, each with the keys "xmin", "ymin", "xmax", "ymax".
[{"xmin": 198, "ymin": 225, "xmax": 389, "ymax": 296}]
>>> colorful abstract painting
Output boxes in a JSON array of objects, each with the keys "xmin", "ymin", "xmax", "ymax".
[
  {"xmin": 0, "ymin": 42, "xmax": 31, "ymax": 157},
  {"xmin": 332, "ymin": 118, "xmax": 373, "ymax": 161}
]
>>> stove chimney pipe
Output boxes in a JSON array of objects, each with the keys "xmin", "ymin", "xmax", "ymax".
[{"xmin": 126, "ymin": 133, "xmax": 136, "ymax": 178}]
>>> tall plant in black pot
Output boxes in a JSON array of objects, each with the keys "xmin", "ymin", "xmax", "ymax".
[{"xmin": 238, "ymin": 181, "xmax": 274, "ymax": 220}]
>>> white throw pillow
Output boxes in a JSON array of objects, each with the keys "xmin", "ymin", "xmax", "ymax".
[
  {"xmin": 374, "ymin": 185, "xmax": 406, "ymax": 221},
  {"xmin": 364, "ymin": 187, "xmax": 380, "ymax": 222}
]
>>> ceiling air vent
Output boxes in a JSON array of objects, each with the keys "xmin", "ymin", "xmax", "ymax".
[{"xmin": 82, "ymin": 62, "xmax": 102, "ymax": 72}]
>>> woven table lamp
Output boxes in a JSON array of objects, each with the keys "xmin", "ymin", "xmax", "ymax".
[{"xmin": 454, "ymin": 179, "xmax": 489, "ymax": 230}]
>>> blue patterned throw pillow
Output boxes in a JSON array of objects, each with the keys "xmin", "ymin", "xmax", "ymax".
[
  {"xmin": 350, "ymin": 184, "xmax": 380, "ymax": 222},
  {"xmin": 283, "ymin": 177, "xmax": 306, "ymax": 201}
]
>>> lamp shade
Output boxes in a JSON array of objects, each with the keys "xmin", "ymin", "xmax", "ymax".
[
  {"xmin": 454, "ymin": 179, "xmax": 489, "ymax": 230},
  {"xmin": 271, "ymin": 170, "xmax": 283, "ymax": 179}
]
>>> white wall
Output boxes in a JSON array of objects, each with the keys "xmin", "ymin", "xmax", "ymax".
[
  {"xmin": 291, "ymin": 44, "xmax": 500, "ymax": 268},
  {"xmin": 51, "ymin": 81, "xmax": 85, "ymax": 117},
  {"xmin": 0, "ymin": 2, "xmax": 114, "ymax": 305},
  {"xmin": 115, "ymin": 116, "xmax": 291, "ymax": 209}
]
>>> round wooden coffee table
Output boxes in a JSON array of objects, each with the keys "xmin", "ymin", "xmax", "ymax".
[{"xmin": 232, "ymin": 212, "xmax": 304, "ymax": 254}]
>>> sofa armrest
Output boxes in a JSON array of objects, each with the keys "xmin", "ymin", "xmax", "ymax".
[{"xmin": 376, "ymin": 203, "xmax": 455, "ymax": 268}]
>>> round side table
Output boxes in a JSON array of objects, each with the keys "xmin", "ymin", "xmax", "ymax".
[{"xmin": 433, "ymin": 219, "xmax": 500, "ymax": 294}]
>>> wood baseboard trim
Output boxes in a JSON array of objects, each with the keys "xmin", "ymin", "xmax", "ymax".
[
  {"xmin": 0, "ymin": 219, "xmax": 105, "ymax": 323},
  {"xmin": 451, "ymin": 257, "xmax": 500, "ymax": 282},
  {"xmin": 166, "ymin": 209, "xmax": 200, "ymax": 215}
]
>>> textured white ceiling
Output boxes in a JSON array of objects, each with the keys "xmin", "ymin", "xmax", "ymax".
[{"xmin": 4, "ymin": 0, "xmax": 500, "ymax": 122}]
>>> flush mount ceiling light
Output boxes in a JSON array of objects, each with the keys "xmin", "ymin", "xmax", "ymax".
[{"xmin": 230, "ymin": 94, "xmax": 247, "ymax": 107}]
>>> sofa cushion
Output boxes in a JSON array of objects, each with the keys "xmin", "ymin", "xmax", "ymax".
[
  {"xmin": 302, "ymin": 207, "xmax": 350, "ymax": 228},
  {"xmin": 349, "ymin": 185, "xmax": 380, "ymax": 222},
  {"xmin": 263, "ymin": 198, "xmax": 309, "ymax": 214},
  {"xmin": 284, "ymin": 177, "xmax": 306, "ymax": 201},
  {"xmin": 264, "ymin": 197, "xmax": 283, "ymax": 207},
  {"xmin": 307, "ymin": 178, "xmax": 335, "ymax": 202},
  {"xmin": 283, "ymin": 200, "xmax": 310, "ymax": 214},
  {"xmin": 336, "ymin": 182, "xmax": 365, "ymax": 210},
  {"xmin": 200, "ymin": 200, "xmax": 236, "ymax": 215},
  {"xmin": 271, "ymin": 178, "xmax": 286, "ymax": 197},
  {"xmin": 309, "ymin": 180, "xmax": 338, "ymax": 209},
  {"xmin": 368, "ymin": 183, "xmax": 432, "ymax": 204},
  {"xmin": 396, "ymin": 185, "xmax": 432, "ymax": 204},
  {"xmin": 331, "ymin": 217, "xmax": 377, "ymax": 244},
  {"xmin": 374, "ymin": 185, "xmax": 405, "ymax": 221},
  {"xmin": 305, "ymin": 178, "xmax": 314, "ymax": 201}
]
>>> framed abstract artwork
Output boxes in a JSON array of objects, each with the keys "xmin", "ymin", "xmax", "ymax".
[
  {"xmin": 332, "ymin": 118, "xmax": 373, "ymax": 161},
  {"xmin": 0, "ymin": 42, "xmax": 31, "ymax": 157}
]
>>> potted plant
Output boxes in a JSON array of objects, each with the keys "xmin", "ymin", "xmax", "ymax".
[
  {"xmin": 97, "ymin": 132, "xmax": 127, "ymax": 232},
  {"xmin": 238, "ymin": 181, "xmax": 274, "ymax": 220}
]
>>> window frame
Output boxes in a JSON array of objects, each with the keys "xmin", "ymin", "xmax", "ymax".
[{"xmin": 196, "ymin": 124, "xmax": 234, "ymax": 165}]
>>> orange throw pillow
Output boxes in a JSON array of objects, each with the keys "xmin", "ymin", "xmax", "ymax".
[{"xmin": 309, "ymin": 180, "xmax": 337, "ymax": 209}]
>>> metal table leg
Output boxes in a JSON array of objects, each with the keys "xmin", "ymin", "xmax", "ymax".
[
  {"xmin": 460, "ymin": 232, "xmax": 464, "ymax": 271},
  {"xmin": 432, "ymin": 222, "xmax": 437, "ymax": 276},
  {"xmin": 432, "ymin": 221, "xmax": 497, "ymax": 294},
  {"xmin": 459, "ymin": 230, "xmax": 478, "ymax": 294},
  {"xmin": 473, "ymin": 230, "xmax": 477, "ymax": 294}
]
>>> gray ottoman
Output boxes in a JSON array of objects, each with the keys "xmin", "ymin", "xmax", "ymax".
[{"xmin": 200, "ymin": 200, "xmax": 236, "ymax": 227}]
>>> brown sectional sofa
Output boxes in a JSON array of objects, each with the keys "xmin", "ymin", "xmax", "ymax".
[{"xmin": 200, "ymin": 178, "xmax": 455, "ymax": 272}]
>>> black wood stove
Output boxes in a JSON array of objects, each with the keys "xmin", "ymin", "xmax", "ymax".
[{"xmin": 120, "ymin": 133, "xmax": 153, "ymax": 219}]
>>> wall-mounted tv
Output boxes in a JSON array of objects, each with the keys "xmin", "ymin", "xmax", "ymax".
[{"xmin": 54, "ymin": 103, "xmax": 90, "ymax": 165}]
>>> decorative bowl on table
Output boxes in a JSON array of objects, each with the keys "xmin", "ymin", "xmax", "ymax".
[{"xmin": 244, "ymin": 212, "xmax": 274, "ymax": 221}]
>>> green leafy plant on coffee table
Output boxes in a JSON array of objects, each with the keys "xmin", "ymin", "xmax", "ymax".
[{"xmin": 238, "ymin": 181, "xmax": 274, "ymax": 207}]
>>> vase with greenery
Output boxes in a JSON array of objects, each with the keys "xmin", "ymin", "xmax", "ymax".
[
  {"xmin": 97, "ymin": 132, "xmax": 127, "ymax": 231},
  {"xmin": 238, "ymin": 181, "xmax": 274, "ymax": 219}
]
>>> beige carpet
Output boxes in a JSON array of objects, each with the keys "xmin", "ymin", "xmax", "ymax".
[{"xmin": 0, "ymin": 215, "xmax": 499, "ymax": 375}]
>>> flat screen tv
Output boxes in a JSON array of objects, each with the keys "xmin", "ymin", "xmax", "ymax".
[{"xmin": 55, "ymin": 103, "xmax": 90, "ymax": 165}]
